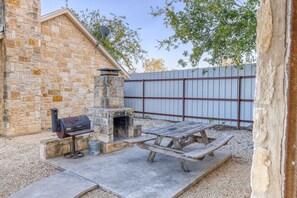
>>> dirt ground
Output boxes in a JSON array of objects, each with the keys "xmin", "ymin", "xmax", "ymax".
[{"xmin": 0, "ymin": 118, "xmax": 253, "ymax": 198}]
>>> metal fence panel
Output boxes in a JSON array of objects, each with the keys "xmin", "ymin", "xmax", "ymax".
[{"xmin": 124, "ymin": 64, "xmax": 256, "ymax": 127}]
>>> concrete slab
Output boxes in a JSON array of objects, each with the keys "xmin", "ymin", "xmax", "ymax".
[
  {"xmin": 46, "ymin": 144, "xmax": 231, "ymax": 198},
  {"xmin": 9, "ymin": 172, "xmax": 97, "ymax": 198}
]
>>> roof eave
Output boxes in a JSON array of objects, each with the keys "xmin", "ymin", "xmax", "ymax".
[{"xmin": 41, "ymin": 8, "xmax": 130, "ymax": 78}]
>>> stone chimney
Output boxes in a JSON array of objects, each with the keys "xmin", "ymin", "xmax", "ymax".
[{"xmin": 94, "ymin": 68, "xmax": 124, "ymax": 109}]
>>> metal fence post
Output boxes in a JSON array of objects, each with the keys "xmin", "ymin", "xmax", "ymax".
[
  {"xmin": 142, "ymin": 80, "xmax": 145, "ymax": 118},
  {"xmin": 237, "ymin": 77, "xmax": 242, "ymax": 129},
  {"xmin": 182, "ymin": 79, "xmax": 186, "ymax": 121}
]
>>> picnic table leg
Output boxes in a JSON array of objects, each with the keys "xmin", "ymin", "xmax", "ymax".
[
  {"xmin": 168, "ymin": 137, "xmax": 186, "ymax": 149},
  {"xmin": 173, "ymin": 139, "xmax": 190, "ymax": 172},
  {"xmin": 200, "ymin": 130, "xmax": 214, "ymax": 156},
  {"xmin": 167, "ymin": 140, "xmax": 173, "ymax": 148},
  {"xmin": 147, "ymin": 136, "xmax": 163, "ymax": 162}
]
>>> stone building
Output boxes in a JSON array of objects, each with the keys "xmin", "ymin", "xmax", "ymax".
[{"xmin": 0, "ymin": 0, "xmax": 129, "ymax": 137}]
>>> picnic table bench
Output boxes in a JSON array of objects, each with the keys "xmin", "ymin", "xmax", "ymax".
[{"xmin": 125, "ymin": 121, "xmax": 233, "ymax": 172}]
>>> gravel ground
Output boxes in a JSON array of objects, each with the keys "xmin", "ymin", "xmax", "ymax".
[
  {"xmin": 0, "ymin": 131, "xmax": 61, "ymax": 198},
  {"xmin": 0, "ymin": 118, "xmax": 253, "ymax": 198}
]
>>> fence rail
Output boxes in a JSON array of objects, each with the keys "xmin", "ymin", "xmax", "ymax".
[{"xmin": 124, "ymin": 65, "xmax": 256, "ymax": 128}]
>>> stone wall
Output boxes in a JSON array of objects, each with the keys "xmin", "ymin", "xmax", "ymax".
[
  {"xmin": 0, "ymin": 41, "xmax": 4, "ymax": 136},
  {"xmin": 0, "ymin": 0, "xmax": 4, "ymax": 28},
  {"xmin": 2, "ymin": 0, "xmax": 42, "ymax": 136},
  {"xmin": 0, "ymin": 0, "xmax": 4, "ymax": 135},
  {"xmin": 1, "ymin": 1, "xmax": 123, "ymax": 136},
  {"xmin": 40, "ymin": 14, "xmax": 117, "ymax": 129},
  {"xmin": 0, "ymin": 1, "xmax": 3, "ymax": 136},
  {"xmin": 251, "ymin": 0, "xmax": 288, "ymax": 197},
  {"xmin": 40, "ymin": 134, "xmax": 89, "ymax": 159}
]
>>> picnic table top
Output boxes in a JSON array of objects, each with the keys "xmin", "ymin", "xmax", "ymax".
[{"xmin": 142, "ymin": 121, "xmax": 217, "ymax": 139}]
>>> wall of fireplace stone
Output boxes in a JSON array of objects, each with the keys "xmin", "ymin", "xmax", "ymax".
[{"xmin": 86, "ymin": 108, "xmax": 134, "ymax": 143}]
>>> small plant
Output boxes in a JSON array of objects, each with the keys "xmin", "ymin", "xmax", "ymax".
[{"xmin": 208, "ymin": 118, "xmax": 214, "ymax": 123}]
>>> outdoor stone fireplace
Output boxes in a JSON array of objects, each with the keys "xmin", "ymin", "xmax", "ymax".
[{"xmin": 86, "ymin": 68, "xmax": 141, "ymax": 153}]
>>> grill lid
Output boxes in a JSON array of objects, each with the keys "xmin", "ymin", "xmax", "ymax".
[{"xmin": 59, "ymin": 115, "xmax": 91, "ymax": 133}]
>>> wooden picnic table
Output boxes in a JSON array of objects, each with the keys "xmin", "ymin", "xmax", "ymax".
[{"xmin": 125, "ymin": 121, "xmax": 233, "ymax": 172}]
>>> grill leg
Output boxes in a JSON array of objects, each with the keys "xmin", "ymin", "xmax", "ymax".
[
  {"xmin": 64, "ymin": 136, "xmax": 84, "ymax": 159},
  {"xmin": 72, "ymin": 136, "xmax": 76, "ymax": 155}
]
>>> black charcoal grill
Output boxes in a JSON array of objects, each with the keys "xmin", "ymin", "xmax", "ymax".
[{"xmin": 50, "ymin": 108, "xmax": 94, "ymax": 158}]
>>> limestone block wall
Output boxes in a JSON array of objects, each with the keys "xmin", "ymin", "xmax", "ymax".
[
  {"xmin": 0, "ymin": 41, "xmax": 4, "ymax": 136},
  {"xmin": 0, "ymin": 1, "xmax": 3, "ymax": 136},
  {"xmin": 0, "ymin": 0, "xmax": 4, "ymax": 27},
  {"xmin": 251, "ymin": 0, "xmax": 288, "ymax": 197},
  {"xmin": 2, "ymin": 0, "xmax": 42, "ymax": 136},
  {"xmin": 40, "ymin": 134, "xmax": 89, "ymax": 159},
  {"xmin": 40, "ymin": 15, "xmax": 117, "ymax": 129},
  {"xmin": 0, "ymin": 41, "xmax": 3, "ymax": 136}
]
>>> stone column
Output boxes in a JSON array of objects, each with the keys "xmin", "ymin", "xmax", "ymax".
[
  {"xmin": 0, "ymin": 42, "xmax": 3, "ymax": 136},
  {"xmin": 1, "ymin": 0, "xmax": 42, "ymax": 136},
  {"xmin": 0, "ymin": 1, "xmax": 5, "ymax": 136},
  {"xmin": 251, "ymin": 0, "xmax": 293, "ymax": 197}
]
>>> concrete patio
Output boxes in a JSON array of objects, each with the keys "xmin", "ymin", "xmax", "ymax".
[{"xmin": 10, "ymin": 143, "xmax": 230, "ymax": 198}]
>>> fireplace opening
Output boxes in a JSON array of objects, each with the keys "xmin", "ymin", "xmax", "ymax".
[{"xmin": 113, "ymin": 116, "xmax": 129, "ymax": 142}]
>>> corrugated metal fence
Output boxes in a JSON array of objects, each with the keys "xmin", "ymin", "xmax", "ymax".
[{"xmin": 124, "ymin": 64, "xmax": 256, "ymax": 128}]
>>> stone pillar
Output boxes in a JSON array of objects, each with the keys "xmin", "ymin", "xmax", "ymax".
[
  {"xmin": 1, "ymin": 0, "xmax": 42, "ymax": 136},
  {"xmin": 0, "ymin": 41, "xmax": 3, "ymax": 136},
  {"xmin": 251, "ymin": 0, "xmax": 293, "ymax": 197},
  {"xmin": 0, "ymin": 0, "xmax": 4, "ymax": 27},
  {"xmin": 0, "ymin": 1, "xmax": 4, "ymax": 136}
]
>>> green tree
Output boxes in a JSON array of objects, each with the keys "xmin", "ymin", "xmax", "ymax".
[
  {"xmin": 75, "ymin": 9, "xmax": 147, "ymax": 72},
  {"xmin": 151, "ymin": 0, "xmax": 259, "ymax": 67},
  {"xmin": 65, "ymin": 0, "xmax": 69, "ymax": 8},
  {"xmin": 142, "ymin": 58, "xmax": 168, "ymax": 72}
]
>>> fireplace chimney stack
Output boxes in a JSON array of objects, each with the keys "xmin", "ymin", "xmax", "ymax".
[{"xmin": 94, "ymin": 68, "xmax": 124, "ymax": 108}]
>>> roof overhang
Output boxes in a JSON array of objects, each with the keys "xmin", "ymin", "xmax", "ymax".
[{"xmin": 41, "ymin": 8, "xmax": 130, "ymax": 78}]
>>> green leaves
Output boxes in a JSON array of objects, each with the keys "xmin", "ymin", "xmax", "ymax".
[
  {"xmin": 151, "ymin": 0, "xmax": 259, "ymax": 67},
  {"xmin": 74, "ymin": 9, "xmax": 147, "ymax": 72},
  {"xmin": 142, "ymin": 58, "xmax": 167, "ymax": 72}
]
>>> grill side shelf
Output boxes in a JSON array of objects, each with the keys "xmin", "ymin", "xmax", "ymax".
[{"xmin": 67, "ymin": 129, "xmax": 94, "ymax": 136}]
